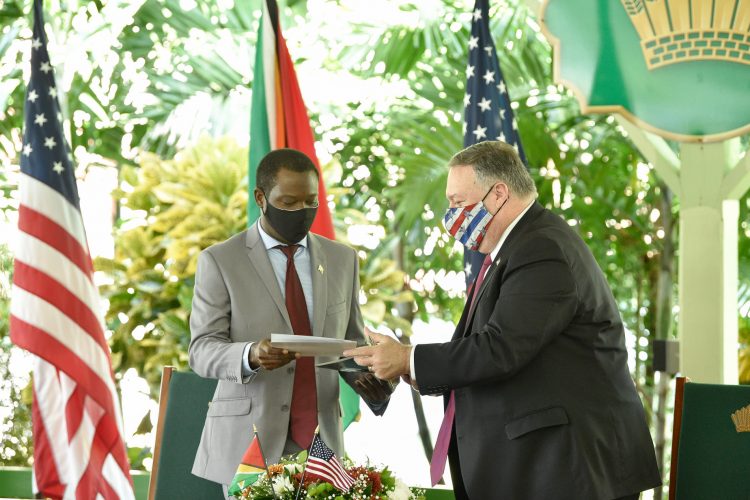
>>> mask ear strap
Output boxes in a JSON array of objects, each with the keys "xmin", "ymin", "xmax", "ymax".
[
  {"xmin": 492, "ymin": 194, "xmax": 510, "ymax": 216},
  {"xmin": 258, "ymin": 189, "xmax": 267, "ymax": 213},
  {"xmin": 480, "ymin": 184, "xmax": 495, "ymax": 203}
]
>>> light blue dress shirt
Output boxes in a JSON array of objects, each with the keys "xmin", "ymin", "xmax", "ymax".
[{"xmin": 241, "ymin": 222, "xmax": 314, "ymax": 375}]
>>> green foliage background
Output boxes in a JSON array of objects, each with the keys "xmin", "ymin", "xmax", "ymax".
[
  {"xmin": 0, "ymin": 243, "xmax": 33, "ymax": 466},
  {"xmin": 0, "ymin": 2, "xmax": 748, "ymax": 495}
]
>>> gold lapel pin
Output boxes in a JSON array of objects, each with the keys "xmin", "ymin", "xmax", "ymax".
[{"xmin": 318, "ymin": 265, "xmax": 324, "ymax": 274}]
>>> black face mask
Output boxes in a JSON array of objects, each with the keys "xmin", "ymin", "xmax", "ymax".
[{"xmin": 262, "ymin": 197, "xmax": 318, "ymax": 244}]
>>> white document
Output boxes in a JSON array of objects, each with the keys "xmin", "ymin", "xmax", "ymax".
[{"xmin": 270, "ymin": 333, "xmax": 357, "ymax": 357}]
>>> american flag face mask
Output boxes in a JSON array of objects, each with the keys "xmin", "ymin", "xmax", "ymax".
[{"xmin": 442, "ymin": 186, "xmax": 498, "ymax": 251}]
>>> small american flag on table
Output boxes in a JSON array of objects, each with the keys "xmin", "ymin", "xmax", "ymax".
[{"xmin": 305, "ymin": 434, "xmax": 355, "ymax": 492}]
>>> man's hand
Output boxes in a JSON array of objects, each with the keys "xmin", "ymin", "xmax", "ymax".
[
  {"xmin": 343, "ymin": 329, "xmax": 411, "ymax": 380},
  {"xmin": 250, "ymin": 338, "xmax": 299, "ymax": 370},
  {"xmin": 352, "ymin": 373, "xmax": 396, "ymax": 402}
]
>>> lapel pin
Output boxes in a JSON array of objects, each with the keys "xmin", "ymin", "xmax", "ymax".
[{"xmin": 318, "ymin": 265, "xmax": 324, "ymax": 274}]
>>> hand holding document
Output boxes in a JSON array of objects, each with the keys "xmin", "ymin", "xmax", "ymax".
[{"xmin": 270, "ymin": 333, "xmax": 357, "ymax": 357}]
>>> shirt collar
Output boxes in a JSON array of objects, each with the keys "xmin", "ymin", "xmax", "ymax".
[
  {"xmin": 489, "ymin": 199, "xmax": 535, "ymax": 262},
  {"xmin": 257, "ymin": 219, "xmax": 309, "ymax": 250}
]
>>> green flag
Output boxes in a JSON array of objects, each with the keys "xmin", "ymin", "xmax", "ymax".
[
  {"xmin": 249, "ymin": 0, "xmax": 360, "ymax": 428},
  {"xmin": 228, "ymin": 434, "xmax": 266, "ymax": 497}
]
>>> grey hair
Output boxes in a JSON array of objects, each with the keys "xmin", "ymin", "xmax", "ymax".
[{"xmin": 448, "ymin": 141, "xmax": 536, "ymax": 197}]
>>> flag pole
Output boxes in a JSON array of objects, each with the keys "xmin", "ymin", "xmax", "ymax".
[
  {"xmin": 254, "ymin": 425, "xmax": 279, "ymax": 500},
  {"xmin": 293, "ymin": 426, "xmax": 319, "ymax": 500}
]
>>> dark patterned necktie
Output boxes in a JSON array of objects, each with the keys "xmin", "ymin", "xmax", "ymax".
[{"xmin": 277, "ymin": 245, "xmax": 317, "ymax": 449}]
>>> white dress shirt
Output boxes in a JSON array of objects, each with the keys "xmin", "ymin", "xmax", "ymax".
[
  {"xmin": 241, "ymin": 222, "xmax": 314, "ymax": 375},
  {"xmin": 409, "ymin": 199, "xmax": 535, "ymax": 383}
]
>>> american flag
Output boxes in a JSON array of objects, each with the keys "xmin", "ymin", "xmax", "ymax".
[
  {"xmin": 305, "ymin": 434, "xmax": 355, "ymax": 492},
  {"xmin": 9, "ymin": 1, "xmax": 134, "ymax": 498},
  {"xmin": 463, "ymin": 0, "xmax": 527, "ymax": 284}
]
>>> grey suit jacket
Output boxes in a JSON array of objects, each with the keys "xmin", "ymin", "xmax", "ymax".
[{"xmin": 189, "ymin": 223, "xmax": 371, "ymax": 485}]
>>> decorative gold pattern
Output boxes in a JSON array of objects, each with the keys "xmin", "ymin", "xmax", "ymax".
[
  {"xmin": 620, "ymin": 0, "xmax": 750, "ymax": 69},
  {"xmin": 731, "ymin": 404, "xmax": 750, "ymax": 432}
]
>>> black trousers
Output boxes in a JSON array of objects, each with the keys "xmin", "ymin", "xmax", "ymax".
[
  {"xmin": 447, "ymin": 431, "xmax": 470, "ymax": 500},
  {"xmin": 447, "ymin": 436, "xmax": 642, "ymax": 500}
]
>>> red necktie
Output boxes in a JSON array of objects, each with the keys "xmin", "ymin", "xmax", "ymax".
[
  {"xmin": 278, "ymin": 245, "xmax": 318, "ymax": 449},
  {"xmin": 465, "ymin": 254, "xmax": 494, "ymax": 328},
  {"xmin": 430, "ymin": 253, "xmax": 493, "ymax": 486}
]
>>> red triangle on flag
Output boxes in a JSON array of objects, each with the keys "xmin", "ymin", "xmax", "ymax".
[{"xmin": 240, "ymin": 436, "xmax": 265, "ymax": 469}]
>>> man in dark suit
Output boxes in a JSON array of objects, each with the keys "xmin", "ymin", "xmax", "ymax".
[{"xmin": 345, "ymin": 141, "xmax": 661, "ymax": 499}]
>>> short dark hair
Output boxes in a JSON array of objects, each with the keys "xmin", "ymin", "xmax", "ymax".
[
  {"xmin": 449, "ymin": 141, "xmax": 536, "ymax": 197},
  {"xmin": 256, "ymin": 148, "xmax": 319, "ymax": 193}
]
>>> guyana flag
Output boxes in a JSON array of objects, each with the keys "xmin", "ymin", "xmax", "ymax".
[
  {"xmin": 249, "ymin": 0, "xmax": 360, "ymax": 429},
  {"xmin": 228, "ymin": 435, "xmax": 266, "ymax": 497}
]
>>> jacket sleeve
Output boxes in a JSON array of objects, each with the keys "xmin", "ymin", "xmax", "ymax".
[
  {"xmin": 188, "ymin": 249, "xmax": 254, "ymax": 384},
  {"xmin": 415, "ymin": 234, "xmax": 578, "ymax": 394}
]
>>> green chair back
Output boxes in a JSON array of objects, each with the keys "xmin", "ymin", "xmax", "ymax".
[
  {"xmin": 149, "ymin": 367, "xmax": 224, "ymax": 500},
  {"xmin": 672, "ymin": 380, "xmax": 750, "ymax": 499}
]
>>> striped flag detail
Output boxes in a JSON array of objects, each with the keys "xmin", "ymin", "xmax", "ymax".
[
  {"xmin": 305, "ymin": 434, "xmax": 355, "ymax": 493},
  {"xmin": 462, "ymin": 0, "xmax": 528, "ymax": 284},
  {"xmin": 9, "ymin": 1, "xmax": 133, "ymax": 498}
]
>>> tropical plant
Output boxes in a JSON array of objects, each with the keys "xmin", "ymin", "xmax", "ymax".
[
  {"xmin": 739, "ymin": 195, "xmax": 750, "ymax": 383},
  {"xmin": 95, "ymin": 136, "xmax": 249, "ymax": 438},
  {"xmin": 0, "ymin": 243, "xmax": 33, "ymax": 467},
  {"xmin": 1, "ymin": 1, "xmax": 748, "ymax": 494},
  {"xmin": 0, "ymin": 0, "xmax": 258, "ymax": 167}
]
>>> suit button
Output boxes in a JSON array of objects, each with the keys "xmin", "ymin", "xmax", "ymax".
[
  {"xmin": 287, "ymin": 367, "xmax": 294, "ymax": 374},
  {"xmin": 281, "ymin": 404, "xmax": 290, "ymax": 412}
]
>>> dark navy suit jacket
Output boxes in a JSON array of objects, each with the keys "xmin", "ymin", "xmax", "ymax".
[{"xmin": 415, "ymin": 201, "xmax": 661, "ymax": 499}]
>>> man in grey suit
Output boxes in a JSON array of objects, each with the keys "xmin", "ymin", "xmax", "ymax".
[
  {"xmin": 189, "ymin": 148, "xmax": 392, "ymax": 494},
  {"xmin": 346, "ymin": 141, "xmax": 661, "ymax": 499}
]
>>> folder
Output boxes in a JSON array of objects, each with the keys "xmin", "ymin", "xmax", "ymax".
[
  {"xmin": 269, "ymin": 333, "xmax": 357, "ymax": 357},
  {"xmin": 315, "ymin": 357, "xmax": 369, "ymax": 373}
]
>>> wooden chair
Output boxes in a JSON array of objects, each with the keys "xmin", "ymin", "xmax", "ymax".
[
  {"xmin": 148, "ymin": 366, "xmax": 224, "ymax": 500},
  {"xmin": 669, "ymin": 376, "xmax": 750, "ymax": 499}
]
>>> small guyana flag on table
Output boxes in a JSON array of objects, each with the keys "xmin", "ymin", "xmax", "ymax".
[{"xmin": 228, "ymin": 431, "xmax": 267, "ymax": 497}]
